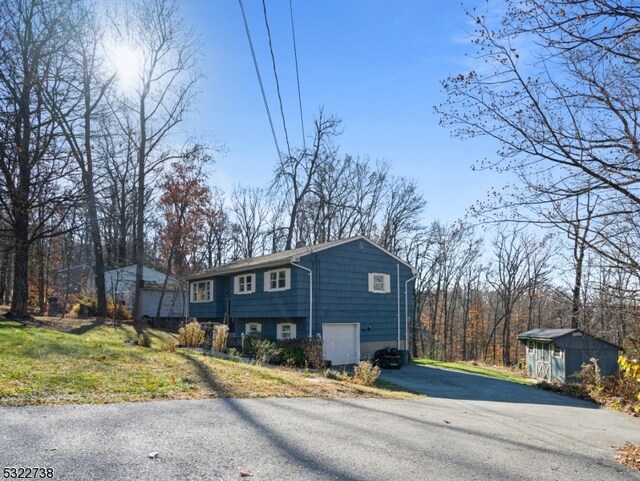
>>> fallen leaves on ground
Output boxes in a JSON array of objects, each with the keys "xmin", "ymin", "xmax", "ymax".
[{"xmin": 616, "ymin": 442, "xmax": 640, "ymax": 473}]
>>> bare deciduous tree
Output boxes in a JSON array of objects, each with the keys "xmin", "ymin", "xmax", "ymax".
[
  {"xmin": 272, "ymin": 110, "xmax": 341, "ymax": 250},
  {"xmin": 231, "ymin": 186, "xmax": 269, "ymax": 259},
  {"xmin": 111, "ymin": 0, "xmax": 200, "ymax": 328},
  {"xmin": 438, "ymin": 0, "xmax": 640, "ymax": 275},
  {"xmin": 47, "ymin": 4, "xmax": 115, "ymax": 321}
]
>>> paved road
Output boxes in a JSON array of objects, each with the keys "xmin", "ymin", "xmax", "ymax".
[{"xmin": 1, "ymin": 365, "xmax": 638, "ymax": 481}]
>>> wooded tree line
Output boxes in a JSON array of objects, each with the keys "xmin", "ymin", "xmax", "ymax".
[
  {"xmin": 408, "ymin": 223, "xmax": 638, "ymax": 364},
  {"xmin": 0, "ymin": 0, "xmax": 638, "ymax": 363}
]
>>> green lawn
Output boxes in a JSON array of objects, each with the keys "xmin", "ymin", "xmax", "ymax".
[
  {"xmin": 0, "ymin": 318, "xmax": 417, "ymax": 406},
  {"xmin": 414, "ymin": 358, "xmax": 535, "ymax": 385}
]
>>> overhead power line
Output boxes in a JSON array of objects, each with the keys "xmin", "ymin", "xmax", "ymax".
[
  {"xmin": 289, "ymin": 0, "xmax": 306, "ymax": 150},
  {"xmin": 238, "ymin": 0, "xmax": 282, "ymax": 160},
  {"xmin": 262, "ymin": 0, "xmax": 291, "ymax": 157}
]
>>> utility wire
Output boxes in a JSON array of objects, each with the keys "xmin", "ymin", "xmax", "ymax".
[
  {"xmin": 238, "ymin": 0, "xmax": 282, "ymax": 160},
  {"xmin": 289, "ymin": 0, "xmax": 306, "ymax": 150},
  {"xmin": 262, "ymin": 0, "xmax": 291, "ymax": 157}
]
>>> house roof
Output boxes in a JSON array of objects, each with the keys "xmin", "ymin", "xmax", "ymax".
[
  {"xmin": 517, "ymin": 327, "xmax": 621, "ymax": 349},
  {"xmin": 105, "ymin": 265, "xmax": 180, "ymax": 288},
  {"xmin": 190, "ymin": 236, "xmax": 415, "ymax": 280}
]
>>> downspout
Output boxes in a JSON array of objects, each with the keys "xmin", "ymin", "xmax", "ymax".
[
  {"xmin": 405, "ymin": 273, "xmax": 417, "ymax": 352},
  {"xmin": 185, "ymin": 280, "xmax": 190, "ymax": 321},
  {"xmin": 291, "ymin": 258, "xmax": 312, "ymax": 338},
  {"xmin": 397, "ymin": 264, "xmax": 400, "ymax": 349}
]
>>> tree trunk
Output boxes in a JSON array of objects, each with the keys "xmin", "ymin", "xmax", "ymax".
[
  {"xmin": 87, "ymin": 191, "xmax": 107, "ymax": 321},
  {"xmin": 8, "ymin": 113, "xmax": 33, "ymax": 321},
  {"xmin": 429, "ymin": 277, "xmax": 441, "ymax": 358},
  {"xmin": 571, "ymin": 243, "xmax": 585, "ymax": 329},
  {"xmin": 133, "ymin": 95, "xmax": 147, "ymax": 331},
  {"xmin": 0, "ymin": 249, "xmax": 9, "ymax": 303},
  {"xmin": 503, "ymin": 310, "xmax": 512, "ymax": 365},
  {"xmin": 83, "ymin": 83, "xmax": 107, "ymax": 321},
  {"xmin": 38, "ymin": 239, "xmax": 45, "ymax": 314},
  {"xmin": 10, "ymin": 213, "xmax": 30, "ymax": 320}
]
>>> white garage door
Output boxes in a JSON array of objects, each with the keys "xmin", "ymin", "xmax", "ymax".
[{"xmin": 323, "ymin": 323, "xmax": 360, "ymax": 365}]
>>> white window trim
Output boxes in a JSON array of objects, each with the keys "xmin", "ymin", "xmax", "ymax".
[
  {"xmin": 191, "ymin": 279, "xmax": 213, "ymax": 303},
  {"xmin": 277, "ymin": 322, "xmax": 297, "ymax": 340},
  {"xmin": 245, "ymin": 322, "xmax": 262, "ymax": 334},
  {"xmin": 368, "ymin": 272, "xmax": 391, "ymax": 293},
  {"xmin": 234, "ymin": 273, "xmax": 256, "ymax": 295},
  {"xmin": 264, "ymin": 268, "xmax": 291, "ymax": 292}
]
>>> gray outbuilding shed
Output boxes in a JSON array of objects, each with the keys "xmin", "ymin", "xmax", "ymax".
[{"xmin": 517, "ymin": 328, "xmax": 621, "ymax": 384}]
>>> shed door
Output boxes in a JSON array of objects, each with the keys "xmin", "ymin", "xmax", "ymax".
[
  {"xmin": 535, "ymin": 342, "xmax": 551, "ymax": 380},
  {"xmin": 323, "ymin": 323, "xmax": 360, "ymax": 365}
]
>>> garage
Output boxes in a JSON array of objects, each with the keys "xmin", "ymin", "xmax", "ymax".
[{"xmin": 322, "ymin": 323, "xmax": 360, "ymax": 365}]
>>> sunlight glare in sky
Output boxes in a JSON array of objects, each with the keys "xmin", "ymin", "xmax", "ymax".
[{"xmin": 108, "ymin": 43, "xmax": 144, "ymax": 94}]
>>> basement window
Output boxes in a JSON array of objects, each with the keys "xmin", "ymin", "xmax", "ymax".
[
  {"xmin": 245, "ymin": 322, "xmax": 262, "ymax": 334},
  {"xmin": 277, "ymin": 323, "xmax": 297, "ymax": 340}
]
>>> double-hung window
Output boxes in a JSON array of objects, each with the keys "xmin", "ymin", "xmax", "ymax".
[
  {"xmin": 234, "ymin": 273, "xmax": 256, "ymax": 295},
  {"xmin": 368, "ymin": 273, "xmax": 391, "ymax": 293},
  {"xmin": 264, "ymin": 268, "xmax": 290, "ymax": 292},
  {"xmin": 191, "ymin": 279, "xmax": 213, "ymax": 303}
]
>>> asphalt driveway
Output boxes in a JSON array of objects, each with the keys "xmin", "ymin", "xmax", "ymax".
[
  {"xmin": 379, "ymin": 363, "xmax": 593, "ymax": 405},
  {"xmin": 1, "ymin": 366, "xmax": 638, "ymax": 481}
]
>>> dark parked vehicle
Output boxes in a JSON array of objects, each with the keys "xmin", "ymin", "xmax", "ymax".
[{"xmin": 373, "ymin": 346, "xmax": 402, "ymax": 369}]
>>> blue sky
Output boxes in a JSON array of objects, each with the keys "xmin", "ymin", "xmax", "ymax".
[{"xmin": 179, "ymin": 0, "xmax": 502, "ymax": 224}]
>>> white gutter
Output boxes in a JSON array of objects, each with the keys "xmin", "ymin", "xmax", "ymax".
[
  {"xmin": 291, "ymin": 258, "xmax": 313, "ymax": 338},
  {"xmin": 405, "ymin": 274, "xmax": 417, "ymax": 352},
  {"xmin": 397, "ymin": 264, "xmax": 400, "ymax": 349},
  {"xmin": 185, "ymin": 282, "xmax": 190, "ymax": 321}
]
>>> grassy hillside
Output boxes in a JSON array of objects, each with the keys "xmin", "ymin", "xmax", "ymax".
[
  {"xmin": 0, "ymin": 318, "xmax": 415, "ymax": 406},
  {"xmin": 414, "ymin": 358, "xmax": 535, "ymax": 385}
]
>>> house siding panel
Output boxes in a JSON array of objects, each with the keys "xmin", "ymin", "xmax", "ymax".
[
  {"xmin": 188, "ymin": 277, "xmax": 225, "ymax": 319},
  {"xmin": 311, "ymin": 240, "xmax": 413, "ymax": 347},
  {"xmin": 230, "ymin": 267, "xmax": 307, "ymax": 319}
]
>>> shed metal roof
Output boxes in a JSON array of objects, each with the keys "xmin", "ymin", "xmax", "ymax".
[
  {"xmin": 517, "ymin": 328, "xmax": 578, "ymax": 342},
  {"xmin": 105, "ymin": 265, "xmax": 180, "ymax": 288},
  {"xmin": 189, "ymin": 236, "xmax": 415, "ymax": 280}
]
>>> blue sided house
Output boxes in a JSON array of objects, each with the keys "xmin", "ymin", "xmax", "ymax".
[{"xmin": 188, "ymin": 236, "xmax": 416, "ymax": 365}]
